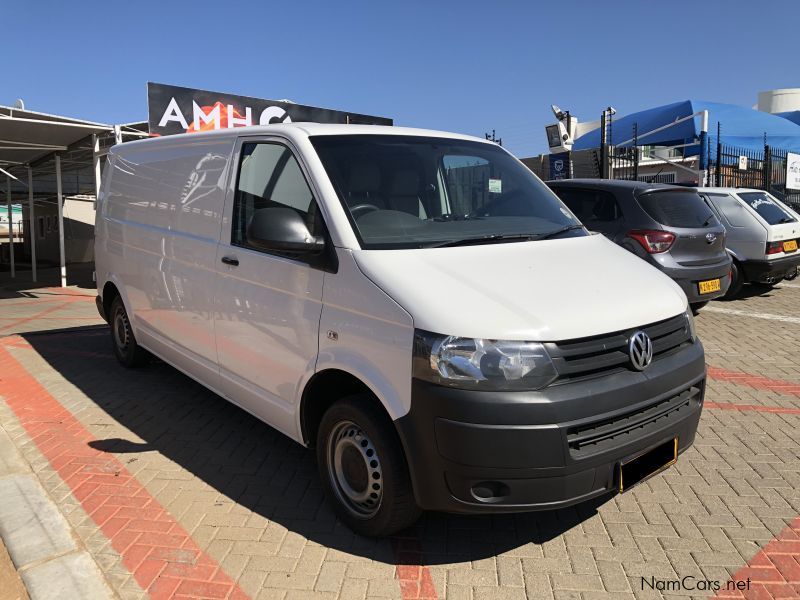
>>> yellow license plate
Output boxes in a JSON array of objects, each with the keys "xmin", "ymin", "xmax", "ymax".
[
  {"xmin": 698, "ymin": 278, "xmax": 721, "ymax": 294},
  {"xmin": 619, "ymin": 438, "xmax": 678, "ymax": 492},
  {"xmin": 784, "ymin": 239, "xmax": 798, "ymax": 252}
]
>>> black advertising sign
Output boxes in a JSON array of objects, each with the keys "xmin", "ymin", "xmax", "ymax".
[
  {"xmin": 147, "ymin": 82, "xmax": 392, "ymax": 136},
  {"xmin": 549, "ymin": 152, "xmax": 571, "ymax": 180}
]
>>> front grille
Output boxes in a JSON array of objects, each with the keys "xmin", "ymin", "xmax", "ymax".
[
  {"xmin": 545, "ymin": 313, "xmax": 692, "ymax": 383},
  {"xmin": 566, "ymin": 385, "xmax": 700, "ymax": 457}
]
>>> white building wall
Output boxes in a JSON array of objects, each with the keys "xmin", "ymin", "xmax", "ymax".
[{"xmin": 757, "ymin": 88, "xmax": 800, "ymax": 114}]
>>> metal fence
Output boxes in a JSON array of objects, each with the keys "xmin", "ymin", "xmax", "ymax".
[
  {"xmin": 710, "ymin": 142, "xmax": 800, "ymax": 209},
  {"xmin": 524, "ymin": 119, "xmax": 800, "ymax": 211}
]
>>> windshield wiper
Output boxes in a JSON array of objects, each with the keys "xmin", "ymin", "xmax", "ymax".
[
  {"xmin": 428, "ymin": 233, "xmax": 537, "ymax": 248},
  {"xmin": 702, "ymin": 213, "xmax": 716, "ymax": 227},
  {"xmin": 534, "ymin": 223, "xmax": 585, "ymax": 240},
  {"xmin": 429, "ymin": 225, "xmax": 585, "ymax": 248}
]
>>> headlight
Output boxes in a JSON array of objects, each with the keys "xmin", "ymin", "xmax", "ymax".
[
  {"xmin": 685, "ymin": 309, "xmax": 697, "ymax": 341},
  {"xmin": 413, "ymin": 330, "xmax": 558, "ymax": 390}
]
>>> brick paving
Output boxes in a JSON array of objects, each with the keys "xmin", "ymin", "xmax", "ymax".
[{"xmin": 0, "ymin": 281, "xmax": 798, "ymax": 599}]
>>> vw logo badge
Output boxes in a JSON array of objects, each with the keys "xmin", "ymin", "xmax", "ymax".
[
  {"xmin": 629, "ymin": 331, "xmax": 653, "ymax": 371},
  {"xmin": 706, "ymin": 233, "xmax": 717, "ymax": 244}
]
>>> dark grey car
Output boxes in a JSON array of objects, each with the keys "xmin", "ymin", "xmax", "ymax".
[{"xmin": 547, "ymin": 180, "xmax": 731, "ymax": 311}]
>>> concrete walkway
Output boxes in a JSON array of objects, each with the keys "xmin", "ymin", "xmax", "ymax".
[
  {"xmin": 0, "ymin": 417, "xmax": 114, "ymax": 599},
  {"xmin": 0, "ymin": 536, "xmax": 28, "ymax": 600}
]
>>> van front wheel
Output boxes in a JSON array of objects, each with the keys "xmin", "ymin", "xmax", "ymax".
[
  {"xmin": 109, "ymin": 296, "xmax": 150, "ymax": 368},
  {"xmin": 317, "ymin": 395, "xmax": 421, "ymax": 537}
]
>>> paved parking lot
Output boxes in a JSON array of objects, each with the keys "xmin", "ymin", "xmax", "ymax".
[{"xmin": 0, "ymin": 282, "xmax": 798, "ymax": 600}]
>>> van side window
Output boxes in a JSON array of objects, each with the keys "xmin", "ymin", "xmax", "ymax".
[
  {"xmin": 707, "ymin": 193, "xmax": 748, "ymax": 227},
  {"xmin": 232, "ymin": 142, "xmax": 318, "ymax": 247}
]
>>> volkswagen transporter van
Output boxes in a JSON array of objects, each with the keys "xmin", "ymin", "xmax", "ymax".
[
  {"xmin": 694, "ymin": 187, "xmax": 800, "ymax": 297},
  {"xmin": 95, "ymin": 124, "xmax": 706, "ymax": 536}
]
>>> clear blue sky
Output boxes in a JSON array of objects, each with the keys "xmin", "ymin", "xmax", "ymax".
[{"xmin": 6, "ymin": 0, "xmax": 799, "ymax": 157}]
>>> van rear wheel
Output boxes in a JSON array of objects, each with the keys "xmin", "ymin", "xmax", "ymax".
[
  {"xmin": 317, "ymin": 395, "xmax": 421, "ymax": 537},
  {"xmin": 109, "ymin": 296, "xmax": 150, "ymax": 368}
]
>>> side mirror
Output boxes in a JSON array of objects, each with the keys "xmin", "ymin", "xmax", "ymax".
[{"xmin": 246, "ymin": 207, "xmax": 325, "ymax": 253}]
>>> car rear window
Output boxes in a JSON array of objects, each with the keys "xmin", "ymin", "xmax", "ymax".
[
  {"xmin": 737, "ymin": 191, "xmax": 797, "ymax": 225},
  {"xmin": 636, "ymin": 190, "xmax": 718, "ymax": 228}
]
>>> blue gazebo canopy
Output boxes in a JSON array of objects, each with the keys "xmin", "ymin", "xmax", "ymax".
[
  {"xmin": 777, "ymin": 110, "xmax": 800, "ymax": 126},
  {"xmin": 573, "ymin": 100, "xmax": 800, "ymax": 155}
]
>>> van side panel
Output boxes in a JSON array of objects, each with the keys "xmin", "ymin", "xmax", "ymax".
[
  {"xmin": 101, "ymin": 138, "xmax": 234, "ymax": 386},
  {"xmin": 313, "ymin": 249, "xmax": 414, "ymax": 424}
]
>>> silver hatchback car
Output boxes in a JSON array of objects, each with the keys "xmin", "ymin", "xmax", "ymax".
[
  {"xmin": 693, "ymin": 187, "xmax": 800, "ymax": 296},
  {"xmin": 548, "ymin": 180, "xmax": 732, "ymax": 312}
]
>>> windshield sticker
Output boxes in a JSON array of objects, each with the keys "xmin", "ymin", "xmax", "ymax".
[
  {"xmin": 749, "ymin": 197, "xmax": 775, "ymax": 209},
  {"xmin": 488, "ymin": 179, "xmax": 502, "ymax": 193},
  {"xmin": 560, "ymin": 207, "xmax": 573, "ymax": 219}
]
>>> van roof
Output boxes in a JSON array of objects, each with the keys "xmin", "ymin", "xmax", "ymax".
[{"xmin": 115, "ymin": 123, "xmax": 492, "ymax": 150}]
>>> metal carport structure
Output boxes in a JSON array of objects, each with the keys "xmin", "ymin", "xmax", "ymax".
[{"xmin": 0, "ymin": 106, "xmax": 145, "ymax": 286}]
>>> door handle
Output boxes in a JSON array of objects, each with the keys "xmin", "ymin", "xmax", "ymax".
[{"xmin": 221, "ymin": 256, "xmax": 239, "ymax": 266}]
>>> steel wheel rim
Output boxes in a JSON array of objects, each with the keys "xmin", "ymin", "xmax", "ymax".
[
  {"xmin": 326, "ymin": 420, "xmax": 383, "ymax": 519},
  {"xmin": 113, "ymin": 307, "xmax": 130, "ymax": 353}
]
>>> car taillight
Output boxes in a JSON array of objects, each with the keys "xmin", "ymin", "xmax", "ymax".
[
  {"xmin": 628, "ymin": 230, "xmax": 676, "ymax": 254},
  {"xmin": 766, "ymin": 241, "xmax": 783, "ymax": 255}
]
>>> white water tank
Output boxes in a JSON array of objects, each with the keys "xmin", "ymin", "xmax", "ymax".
[{"xmin": 757, "ymin": 88, "xmax": 800, "ymax": 114}]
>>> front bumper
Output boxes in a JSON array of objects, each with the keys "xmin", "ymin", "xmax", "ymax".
[
  {"xmin": 740, "ymin": 253, "xmax": 800, "ymax": 283},
  {"xmin": 395, "ymin": 340, "xmax": 705, "ymax": 513}
]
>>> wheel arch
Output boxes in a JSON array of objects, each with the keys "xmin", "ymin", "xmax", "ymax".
[
  {"xmin": 102, "ymin": 280, "xmax": 122, "ymax": 318},
  {"xmin": 300, "ymin": 369, "xmax": 392, "ymax": 449}
]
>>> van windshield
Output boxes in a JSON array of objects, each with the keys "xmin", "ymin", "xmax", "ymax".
[
  {"xmin": 737, "ymin": 191, "xmax": 797, "ymax": 225},
  {"xmin": 310, "ymin": 135, "xmax": 583, "ymax": 249}
]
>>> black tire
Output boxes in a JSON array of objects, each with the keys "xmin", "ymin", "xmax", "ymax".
[
  {"xmin": 690, "ymin": 301, "xmax": 708, "ymax": 315},
  {"xmin": 724, "ymin": 260, "xmax": 744, "ymax": 299},
  {"xmin": 317, "ymin": 395, "xmax": 421, "ymax": 537},
  {"xmin": 109, "ymin": 296, "xmax": 150, "ymax": 368}
]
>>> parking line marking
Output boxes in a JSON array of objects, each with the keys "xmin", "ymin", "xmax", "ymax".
[
  {"xmin": 0, "ymin": 340, "xmax": 250, "ymax": 600},
  {"xmin": 393, "ymin": 537, "xmax": 438, "ymax": 600},
  {"xmin": 714, "ymin": 516, "xmax": 800, "ymax": 599},
  {"xmin": 707, "ymin": 365, "xmax": 800, "ymax": 397},
  {"xmin": 705, "ymin": 402, "xmax": 800, "ymax": 415},
  {"xmin": 0, "ymin": 300, "xmax": 76, "ymax": 335},
  {"xmin": 703, "ymin": 306, "xmax": 800, "ymax": 325}
]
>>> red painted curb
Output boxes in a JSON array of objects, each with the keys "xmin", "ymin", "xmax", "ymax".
[{"xmin": 0, "ymin": 340, "xmax": 250, "ymax": 600}]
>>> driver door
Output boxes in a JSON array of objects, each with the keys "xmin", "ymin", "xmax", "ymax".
[{"xmin": 214, "ymin": 138, "xmax": 324, "ymax": 438}]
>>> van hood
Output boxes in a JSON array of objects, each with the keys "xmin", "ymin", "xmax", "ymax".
[{"xmin": 352, "ymin": 234, "xmax": 687, "ymax": 341}]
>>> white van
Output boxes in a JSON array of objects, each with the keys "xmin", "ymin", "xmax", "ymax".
[{"xmin": 95, "ymin": 124, "xmax": 706, "ymax": 536}]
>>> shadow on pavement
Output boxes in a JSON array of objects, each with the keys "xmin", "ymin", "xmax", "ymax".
[
  {"xmin": 718, "ymin": 283, "xmax": 778, "ymax": 303},
  {"xmin": 20, "ymin": 325, "xmax": 610, "ymax": 566}
]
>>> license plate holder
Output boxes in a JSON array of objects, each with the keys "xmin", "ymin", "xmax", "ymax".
[
  {"xmin": 698, "ymin": 278, "xmax": 721, "ymax": 294},
  {"xmin": 783, "ymin": 240, "xmax": 798, "ymax": 253},
  {"xmin": 618, "ymin": 438, "xmax": 678, "ymax": 493}
]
